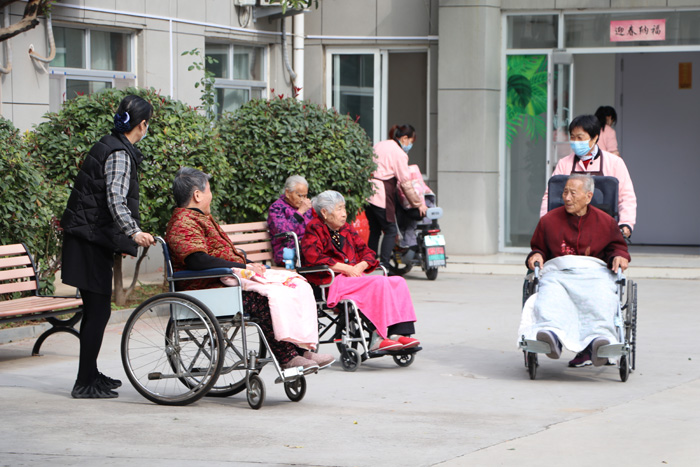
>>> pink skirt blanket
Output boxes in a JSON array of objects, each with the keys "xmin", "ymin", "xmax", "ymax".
[
  {"xmin": 221, "ymin": 269, "xmax": 318, "ymax": 350},
  {"xmin": 327, "ymin": 274, "xmax": 417, "ymax": 338}
]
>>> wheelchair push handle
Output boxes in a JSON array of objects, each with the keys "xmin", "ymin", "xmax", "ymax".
[{"xmin": 533, "ymin": 261, "xmax": 541, "ymax": 280}]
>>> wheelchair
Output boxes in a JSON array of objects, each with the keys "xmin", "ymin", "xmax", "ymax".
[
  {"xmin": 120, "ymin": 237, "xmax": 308, "ymax": 408},
  {"xmin": 518, "ymin": 175, "xmax": 638, "ymax": 382},
  {"xmin": 280, "ymin": 232, "xmax": 422, "ymax": 372}
]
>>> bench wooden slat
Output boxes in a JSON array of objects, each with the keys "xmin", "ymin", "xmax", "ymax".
[
  {"xmin": 0, "ymin": 256, "xmax": 32, "ymax": 268},
  {"xmin": 221, "ymin": 221, "xmax": 268, "ymax": 233},
  {"xmin": 0, "ymin": 244, "xmax": 27, "ymax": 256},
  {"xmin": 0, "ymin": 296, "xmax": 83, "ymax": 317},
  {"xmin": 237, "ymin": 240, "xmax": 272, "ymax": 252},
  {"xmin": 246, "ymin": 252, "xmax": 273, "ymax": 262},
  {"xmin": 0, "ymin": 280, "xmax": 37, "ymax": 295},
  {"xmin": 0, "ymin": 266, "xmax": 35, "ymax": 281},
  {"xmin": 228, "ymin": 231, "xmax": 272, "ymax": 243}
]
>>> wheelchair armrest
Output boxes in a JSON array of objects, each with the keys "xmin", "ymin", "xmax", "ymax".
[
  {"xmin": 296, "ymin": 265, "xmax": 329, "ymax": 274},
  {"xmin": 171, "ymin": 268, "xmax": 240, "ymax": 286}
]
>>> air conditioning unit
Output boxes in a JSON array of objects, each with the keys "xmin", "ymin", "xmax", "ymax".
[
  {"xmin": 258, "ymin": 0, "xmax": 311, "ymax": 7},
  {"xmin": 233, "ymin": 0, "xmax": 256, "ymax": 6}
]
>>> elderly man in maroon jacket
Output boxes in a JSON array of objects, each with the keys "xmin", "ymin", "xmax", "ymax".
[{"xmin": 524, "ymin": 174, "xmax": 630, "ymax": 368}]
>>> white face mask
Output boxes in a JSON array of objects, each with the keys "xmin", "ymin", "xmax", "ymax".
[{"xmin": 139, "ymin": 123, "xmax": 148, "ymax": 142}]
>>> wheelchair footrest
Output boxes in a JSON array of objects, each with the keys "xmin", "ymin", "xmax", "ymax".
[
  {"xmin": 596, "ymin": 343, "xmax": 628, "ymax": 358},
  {"xmin": 367, "ymin": 346, "xmax": 422, "ymax": 358},
  {"xmin": 519, "ymin": 339, "xmax": 551, "ymax": 354},
  {"xmin": 275, "ymin": 367, "xmax": 304, "ymax": 384}
]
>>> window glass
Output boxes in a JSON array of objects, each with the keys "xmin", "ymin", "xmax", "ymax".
[
  {"xmin": 52, "ymin": 27, "xmax": 85, "ymax": 68},
  {"xmin": 206, "ymin": 43, "xmax": 229, "ymax": 79},
  {"xmin": 216, "ymin": 88, "xmax": 250, "ymax": 115},
  {"xmin": 332, "ymin": 54, "xmax": 375, "ymax": 140},
  {"xmin": 233, "ymin": 45, "xmax": 263, "ymax": 81},
  {"xmin": 91, "ymin": 30, "xmax": 131, "ymax": 71},
  {"xmin": 565, "ymin": 11, "xmax": 700, "ymax": 47},
  {"xmin": 507, "ymin": 15, "xmax": 558, "ymax": 49},
  {"xmin": 66, "ymin": 79, "xmax": 112, "ymax": 100}
]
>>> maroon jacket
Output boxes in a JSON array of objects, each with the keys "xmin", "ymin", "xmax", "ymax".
[
  {"xmin": 527, "ymin": 205, "xmax": 630, "ymax": 269},
  {"xmin": 301, "ymin": 216, "xmax": 379, "ymax": 285}
]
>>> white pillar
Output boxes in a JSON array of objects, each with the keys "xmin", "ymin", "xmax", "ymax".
[{"xmin": 293, "ymin": 13, "xmax": 304, "ymax": 100}]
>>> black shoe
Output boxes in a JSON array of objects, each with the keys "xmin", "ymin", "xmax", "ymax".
[
  {"xmin": 97, "ymin": 372, "xmax": 122, "ymax": 389},
  {"xmin": 72, "ymin": 382, "xmax": 118, "ymax": 399}
]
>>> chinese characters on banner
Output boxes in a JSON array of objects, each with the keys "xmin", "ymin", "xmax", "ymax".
[{"xmin": 610, "ymin": 19, "xmax": 666, "ymax": 42}]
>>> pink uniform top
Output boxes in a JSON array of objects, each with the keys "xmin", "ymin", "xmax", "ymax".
[
  {"xmin": 539, "ymin": 149, "xmax": 637, "ymax": 230},
  {"xmin": 367, "ymin": 139, "xmax": 412, "ymax": 209},
  {"xmin": 598, "ymin": 125, "xmax": 618, "ymax": 153}
]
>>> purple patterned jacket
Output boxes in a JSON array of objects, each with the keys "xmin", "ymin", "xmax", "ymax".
[{"xmin": 267, "ymin": 195, "xmax": 314, "ymax": 265}]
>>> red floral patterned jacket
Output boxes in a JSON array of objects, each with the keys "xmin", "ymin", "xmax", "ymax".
[
  {"xmin": 165, "ymin": 207, "xmax": 246, "ymax": 290},
  {"xmin": 301, "ymin": 216, "xmax": 379, "ymax": 285}
]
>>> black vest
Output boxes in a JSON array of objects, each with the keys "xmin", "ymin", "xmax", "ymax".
[{"xmin": 61, "ymin": 132, "xmax": 142, "ymax": 256}]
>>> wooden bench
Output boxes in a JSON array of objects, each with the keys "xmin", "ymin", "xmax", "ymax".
[
  {"xmin": 220, "ymin": 221, "xmax": 277, "ymax": 265},
  {"xmin": 0, "ymin": 243, "xmax": 83, "ymax": 355}
]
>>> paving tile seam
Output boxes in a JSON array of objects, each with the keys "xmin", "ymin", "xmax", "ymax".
[{"xmin": 0, "ymin": 451, "xmax": 322, "ymax": 466}]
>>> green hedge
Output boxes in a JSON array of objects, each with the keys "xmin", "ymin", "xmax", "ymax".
[{"xmin": 217, "ymin": 96, "xmax": 376, "ymax": 221}]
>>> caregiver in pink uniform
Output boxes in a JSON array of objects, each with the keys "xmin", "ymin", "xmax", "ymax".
[
  {"xmin": 366, "ymin": 124, "xmax": 426, "ymax": 268},
  {"xmin": 540, "ymin": 114, "xmax": 636, "ymax": 238}
]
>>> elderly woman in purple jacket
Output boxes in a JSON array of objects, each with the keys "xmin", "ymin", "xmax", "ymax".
[{"xmin": 267, "ymin": 175, "xmax": 314, "ymax": 266}]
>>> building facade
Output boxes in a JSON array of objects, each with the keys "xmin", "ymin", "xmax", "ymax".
[{"xmin": 4, "ymin": 0, "xmax": 700, "ymax": 254}]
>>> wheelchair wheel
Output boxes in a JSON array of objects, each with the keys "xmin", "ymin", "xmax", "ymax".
[
  {"xmin": 619, "ymin": 355, "xmax": 630, "ymax": 382},
  {"xmin": 121, "ymin": 293, "xmax": 224, "ymax": 406},
  {"xmin": 246, "ymin": 374, "xmax": 265, "ymax": 410},
  {"xmin": 393, "ymin": 353, "xmax": 415, "ymax": 367},
  {"xmin": 425, "ymin": 267, "xmax": 438, "ymax": 281},
  {"xmin": 527, "ymin": 352, "xmax": 538, "ymax": 380},
  {"xmin": 206, "ymin": 319, "xmax": 267, "ymax": 398},
  {"xmin": 284, "ymin": 376, "xmax": 307, "ymax": 402},
  {"xmin": 388, "ymin": 249, "xmax": 413, "ymax": 276},
  {"xmin": 340, "ymin": 347, "xmax": 361, "ymax": 372}
]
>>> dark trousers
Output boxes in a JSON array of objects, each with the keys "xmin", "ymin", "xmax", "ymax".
[
  {"xmin": 366, "ymin": 204, "xmax": 398, "ymax": 266},
  {"xmin": 76, "ymin": 289, "xmax": 112, "ymax": 385}
]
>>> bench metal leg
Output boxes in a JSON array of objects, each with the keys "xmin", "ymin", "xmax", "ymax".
[{"xmin": 32, "ymin": 312, "xmax": 83, "ymax": 356}]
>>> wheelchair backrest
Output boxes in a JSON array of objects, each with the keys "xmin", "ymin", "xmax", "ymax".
[{"xmin": 547, "ymin": 175, "xmax": 619, "ymax": 219}]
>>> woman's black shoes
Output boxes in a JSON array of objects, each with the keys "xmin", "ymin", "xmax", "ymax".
[
  {"xmin": 97, "ymin": 372, "xmax": 122, "ymax": 389},
  {"xmin": 71, "ymin": 373, "xmax": 121, "ymax": 398},
  {"xmin": 71, "ymin": 381, "xmax": 118, "ymax": 399}
]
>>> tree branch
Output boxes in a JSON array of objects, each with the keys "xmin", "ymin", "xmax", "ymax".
[{"xmin": 0, "ymin": 0, "xmax": 53, "ymax": 43}]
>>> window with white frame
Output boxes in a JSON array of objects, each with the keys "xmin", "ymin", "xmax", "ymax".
[
  {"xmin": 49, "ymin": 26, "xmax": 135, "ymax": 111},
  {"xmin": 205, "ymin": 42, "xmax": 267, "ymax": 115}
]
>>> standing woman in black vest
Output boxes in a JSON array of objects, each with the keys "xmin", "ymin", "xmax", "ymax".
[{"xmin": 61, "ymin": 95, "xmax": 155, "ymax": 398}]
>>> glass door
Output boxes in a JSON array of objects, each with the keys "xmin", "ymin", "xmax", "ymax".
[
  {"xmin": 550, "ymin": 53, "xmax": 574, "ymax": 173},
  {"xmin": 327, "ymin": 50, "xmax": 386, "ymax": 143},
  {"xmin": 504, "ymin": 54, "xmax": 549, "ymax": 247}
]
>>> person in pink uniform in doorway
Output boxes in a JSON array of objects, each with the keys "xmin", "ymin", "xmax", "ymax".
[
  {"xmin": 539, "ymin": 114, "xmax": 636, "ymax": 239},
  {"xmin": 595, "ymin": 106, "xmax": 620, "ymax": 157}
]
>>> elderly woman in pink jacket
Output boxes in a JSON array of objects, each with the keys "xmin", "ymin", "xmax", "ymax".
[
  {"xmin": 540, "ymin": 114, "xmax": 636, "ymax": 238},
  {"xmin": 366, "ymin": 124, "xmax": 426, "ymax": 268}
]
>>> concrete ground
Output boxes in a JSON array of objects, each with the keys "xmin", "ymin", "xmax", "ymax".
[{"xmin": 1, "ymin": 271, "xmax": 699, "ymax": 466}]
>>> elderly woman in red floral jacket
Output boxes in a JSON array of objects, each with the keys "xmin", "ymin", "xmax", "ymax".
[
  {"xmin": 301, "ymin": 190, "xmax": 421, "ymax": 352},
  {"xmin": 165, "ymin": 167, "xmax": 334, "ymax": 372}
]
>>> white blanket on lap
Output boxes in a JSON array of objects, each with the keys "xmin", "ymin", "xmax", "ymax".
[{"xmin": 518, "ymin": 256, "xmax": 620, "ymax": 352}]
